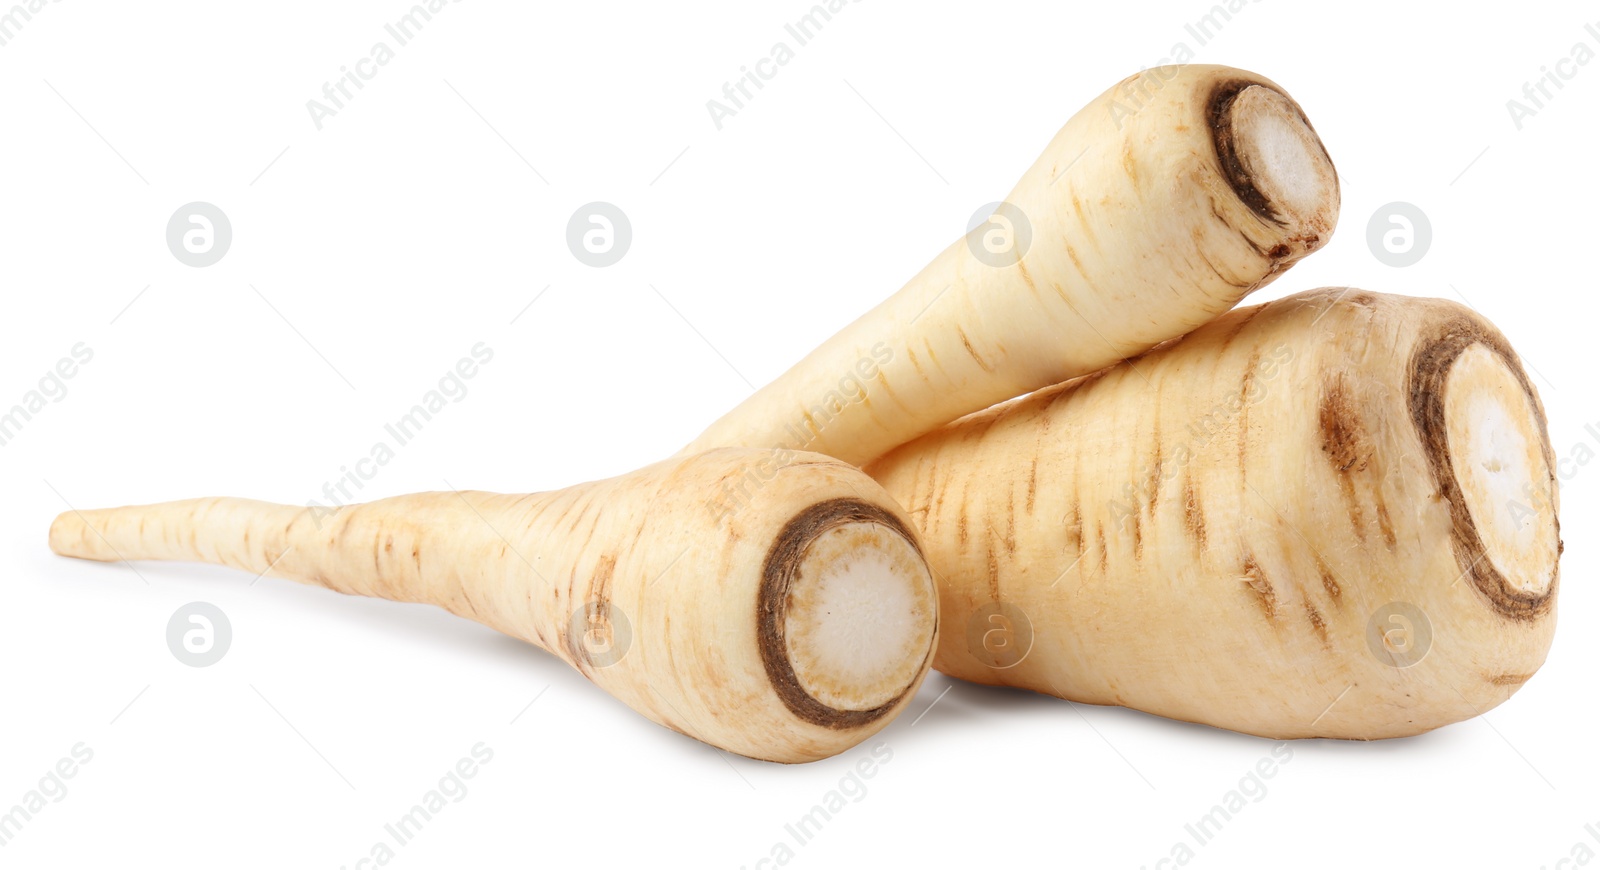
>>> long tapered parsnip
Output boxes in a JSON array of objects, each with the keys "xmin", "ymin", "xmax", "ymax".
[
  {"xmin": 867, "ymin": 289, "xmax": 1560, "ymax": 739},
  {"xmin": 49, "ymin": 448, "xmax": 938, "ymax": 763},
  {"xmin": 682, "ymin": 64, "xmax": 1338, "ymax": 466}
]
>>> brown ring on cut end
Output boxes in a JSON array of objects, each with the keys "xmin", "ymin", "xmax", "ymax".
[
  {"xmin": 1408, "ymin": 316, "xmax": 1561, "ymax": 621},
  {"xmin": 1208, "ymin": 79, "xmax": 1339, "ymax": 235},
  {"xmin": 757, "ymin": 498, "xmax": 937, "ymax": 730}
]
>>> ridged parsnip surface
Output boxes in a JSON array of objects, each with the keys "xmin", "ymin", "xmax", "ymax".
[{"xmin": 868, "ymin": 290, "xmax": 1559, "ymax": 739}]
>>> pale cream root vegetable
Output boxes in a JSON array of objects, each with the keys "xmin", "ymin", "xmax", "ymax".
[
  {"xmin": 867, "ymin": 289, "xmax": 1560, "ymax": 739},
  {"xmin": 49, "ymin": 449, "xmax": 938, "ymax": 763},
  {"xmin": 683, "ymin": 64, "xmax": 1339, "ymax": 466}
]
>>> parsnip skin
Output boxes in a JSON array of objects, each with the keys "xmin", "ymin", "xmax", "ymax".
[
  {"xmin": 867, "ymin": 289, "xmax": 1560, "ymax": 739},
  {"xmin": 49, "ymin": 449, "xmax": 939, "ymax": 763},
  {"xmin": 683, "ymin": 64, "xmax": 1338, "ymax": 466}
]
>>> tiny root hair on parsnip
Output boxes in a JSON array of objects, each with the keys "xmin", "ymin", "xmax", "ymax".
[
  {"xmin": 866, "ymin": 288, "xmax": 1559, "ymax": 740},
  {"xmin": 49, "ymin": 448, "xmax": 940, "ymax": 763},
  {"xmin": 681, "ymin": 64, "xmax": 1339, "ymax": 467}
]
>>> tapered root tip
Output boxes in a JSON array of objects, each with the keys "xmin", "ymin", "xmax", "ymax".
[
  {"xmin": 1213, "ymin": 81, "xmax": 1338, "ymax": 246},
  {"xmin": 758, "ymin": 499, "xmax": 937, "ymax": 730},
  {"xmin": 48, "ymin": 510, "xmax": 113, "ymax": 561}
]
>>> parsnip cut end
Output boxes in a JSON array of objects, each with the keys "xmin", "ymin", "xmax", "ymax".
[
  {"xmin": 783, "ymin": 521, "xmax": 936, "ymax": 713},
  {"xmin": 1444, "ymin": 344, "xmax": 1560, "ymax": 596},
  {"xmin": 1227, "ymin": 85, "xmax": 1338, "ymax": 234}
]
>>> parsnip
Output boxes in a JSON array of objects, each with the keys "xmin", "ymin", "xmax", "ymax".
[
  {"xmin": 867, "ymin": 289, "xmax": 1560, "ymax": 739},
  {"xmin": 49, "ymin": 449, "xmax": 939, "ymax": 763},
  {"xmin": 683, "ymin": 64, "xmax": 1339, "ymax": 466}
]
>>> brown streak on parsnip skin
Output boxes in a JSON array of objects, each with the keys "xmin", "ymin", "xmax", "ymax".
[
  {"xmin": 1015, "ymin": 258, "xmax": 1037, "ymax": 297},
  {"xmin": 549, "ymin": 500, "xmax": 577, "ymax": 534},
  {"xmin": 1075, "ymin": 505, "xmax": 1088, "ymax": 575},
  {"xmin": 1236, "ymin": 229, "xmax": 1270, "ymax": 261},
  {"xmin": 1304, "ymin": 600, "xmax": 1329, "ymax": 647},
  {"xmin": 1319, "ymin": 373, "xmax": 1370, "ymax": 473},
  {"xmin": 1407, "ymin": 316, "xmax": 1559, "ymax": 622},
  {"xmin": 1071, "ymin": 193, "xmax": 1092, "ymax": 244},
  {"xmin": 1003, "ymin": 501, "xmax": 1017, "ymax": 556},
  {"xmin": 1066, "ymin": 497, "xmax": 1083, "ymax": 567},
  {"xmin": 1318, "ymin": 561, "xmax": 1343, "ymax": 605},
  {"xmin": 591, "ymin": 555, "xmax": 616, "ymax": 614},
  {"xmin": 1182, "ymin": 473, "xmax": 1207, "ymax": 551},
  {"xmin": 1240, "ymin": 347, "xmax": 1263, "ymax": 390},
  {"xmin": 1071, "ymin": 434, "xmax": 1086, "ymax": 572},
  {"xmin": 873, "ymin": 369, "xmax": 900, "ymax": 409},
  {"xmin": 576, "ymin": 510, "xmax": 601, "ymax": 558},
  {"xmin": 456, "ymin": 567, "xmax": 483, "ymax": 620},
  {"xmin": 1238, "ymin": 349, "xmax": 1260, "ymax": 470},
  {"xmin": 1376, "ymin": 501, "xmax": 1398, "ymax": 550},
  {"xmin": 1195, "ymin": 247, "xmax": 1226, "ymax": 285},
  {"xmin": 1146, "ymin": 417, "xmax": 1163, "ymax": 518},
  {"xmin": 934, "ymin": 464, "xmax": 953, "ymax": 524},
  {"xmin": 1488, "ymin": 673, "xmax": 1534, "ymax": 686},
  {"xmin": 1063, "ymin": 241, "xmax": 1090, "ymax": 284},
  {"xmin": 1319, "ymin": 371, "xmax": 1370, "ymax": 539},
  {"xmin": 1241, "ymin": 555, "xmax": 1276, "ymax": 620},
  {"xmin": 566, "ymin": 498, "xmax": 593, "ymax": 535},
  {"xmin": 1025, "ymin": 459, "xmax": 1038, "ymax": 515},
  {"xmin": 956, "ymin": 327, "xmax": 996, "ymax": 374}
]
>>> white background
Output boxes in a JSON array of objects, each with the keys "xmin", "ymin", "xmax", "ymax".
[{"xmin": 2, "ymin": 1, "xmax": 1596, "ymax": 867}]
